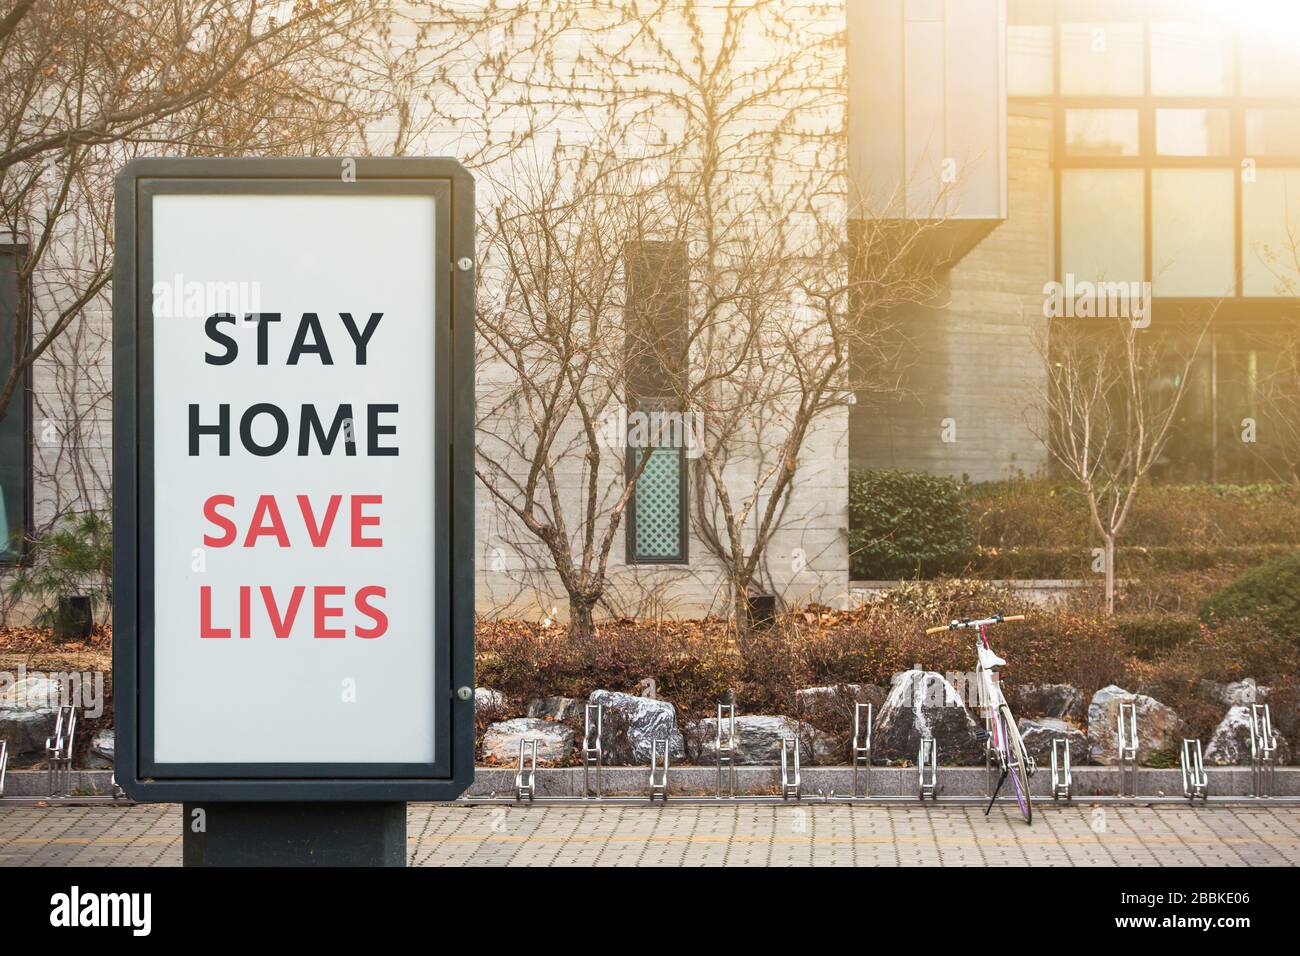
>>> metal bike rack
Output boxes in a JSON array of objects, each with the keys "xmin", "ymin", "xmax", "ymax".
[
  {"xmin": 1250, "ymin": 703, "xmax": 1278, "ymax": 798},
  {"xmin": 852, "ymin": 702, "xmax": 873, "ymax": 797},
  {"xmin": 715, "ymin": 703, "xmax": 737, "ymax": 798},
  {"xmin": 515, "ymin": 739, "xmax": 538, "ymax": 802},
  {"xmin": 582, "ymin": 703, "xmax": 603, "ymax": 798},
  {"xmin": 45, "ymin": 705, "xmax": 77, "ymax": 797},
  {"xmin": 649, "ymin": 738, "xmax": 670, "ymax": 801},
  {"xmin": 1116, "ymin": 701, "xmax": 1139, "ymax": 798},
  {"xmin": 1050, "ymin": 737, "xmax": 1072, "ymax": 801},
  {"xmin": 919, "ymin": 735, "xmax": 938, "ymax": 801},
  {"xmin": 1181, "ymin": 738, "xmax": 1208, "ymax": 801},
  {"xmin": 780, "ymin": 736, "xmax": 801, "ymax": 800},
  {"xmin": 0, "ymin": 739, "xmax": 7, "ymax": 797}
]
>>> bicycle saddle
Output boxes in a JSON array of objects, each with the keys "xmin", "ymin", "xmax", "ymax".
[{"xmin": 977, "ymin": 644, "xmax": 1006, "ymax": 670}]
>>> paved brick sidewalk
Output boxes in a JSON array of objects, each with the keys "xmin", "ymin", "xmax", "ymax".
[{"xmin": 2, "ymin": 803, "xmax": 1298, "ymax": 866}]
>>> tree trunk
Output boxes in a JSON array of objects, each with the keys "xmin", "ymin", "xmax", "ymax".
[
  {"xmin": 567, "ymin": 598, "xmax": 597, "ymax": 642},
  {"xmin": 1104, "ymin": 535, "xmax": 1117, "ymax": 616},
  {"xmin": 732, "ymin": 582, "xmax": 750, "ymax": 639}
]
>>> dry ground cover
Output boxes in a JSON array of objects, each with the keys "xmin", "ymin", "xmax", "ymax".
[
  {"xmin": 5, "ymin": 574, "xmax": 1296, "ymax": 769},
  {"xmin": 477, "ymin": 579, "xmax": 1300, "ymax": 761}
]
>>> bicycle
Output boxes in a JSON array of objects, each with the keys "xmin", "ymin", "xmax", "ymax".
[{"xmin": 925, "ymin": 613, "xmax": 1034, "ymax": 824}]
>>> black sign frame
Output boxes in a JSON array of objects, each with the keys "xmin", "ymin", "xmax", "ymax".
[{"xmin": 112, "ymin": 157, "xmax": 475, "ymax": 801}]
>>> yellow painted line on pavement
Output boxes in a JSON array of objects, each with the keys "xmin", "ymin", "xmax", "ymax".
[
  {"xmin": 0, "ymin": 836, "xmax": 178, "ymax": 846},
  {"xmin": 0, "ymin": 827, "xmax": 1296, "ymax": 849},
  {"xmin": 414, "ymin": 832, "xmax": 1295, "ymax": 847}
]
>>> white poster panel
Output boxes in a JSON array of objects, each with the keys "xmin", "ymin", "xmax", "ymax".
[{"xmin": 150, "ymin": 193, "xmax": 436, "ymax": 764}]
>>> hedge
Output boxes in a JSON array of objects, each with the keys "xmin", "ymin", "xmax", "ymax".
[
  {"xmin": 1114, "ymin": 612, "xmax": 1202, "ymax": 660},
  {"xmin": 848, "ymin": 470, "xmax": 970, "ymax": 579},
  {"xmin": 966, "ymin": 545, "xmax": 1294, "ymax": 579},
  {"xmin": 849, "ymin": 469, "xmax": 1300, "ymax": 581},
  {"xmin": 968, "ymin": 480, "xmax": 1300, "ymax": 550},
  {"xmin": 1199, "ymin": 550, "xmax": 1300, "ymax": 636}
]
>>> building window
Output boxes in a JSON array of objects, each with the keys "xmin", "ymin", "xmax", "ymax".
[
  {"xmin": 1065, "ymin": 109, "xmax": 1139, "ymax": 157},
  {"xmin": 1240, "ymin": 19, "xmax": 1300, "ymax": 96},
  {"xmin": 1151, "ymin": 169, "xmax": 1234, "ymax": 297},
  {"xmin": 1060, "ymin": 168, "xmax": 1144, "ymax": 284},
  {"xmin": 627, "ymin": 445, "xmax": 686, "ymax": 563},
  {"xmin": 1246, "ymin": 109, "xmax": 1300, "ymax": 157},
  {"xmin": 1155, "ymin": 108, "xmax": 1230, "ymax": 157},
  {"xmin": 0, "ymin": 247, "xmax": 30, "ymax": 561},
  {"xmin": 1059, "ymin": 21, "xmax": 1144, "ymax": 96},
  {"xmin": 624, "ymin": 240, "xmax": 688, "ymax": 565},
  {"xmin": 1044, "ymin": 3, "xmax": 1300, "ymax": 483},
  {"xmin": 1008, "ymin": 23, "xmax": 1054, "ymax": 97},
  {"xmin": 1149, "ymin": 20, "xmax": 1232, "ymax": 96},
  {"xmin": 1243, "ymin": 168, "xmax": 1300, "ymax": 296},
  {"xmin": 1050, "ymin": 6, "xmax": 1300, "ymax": 301}
]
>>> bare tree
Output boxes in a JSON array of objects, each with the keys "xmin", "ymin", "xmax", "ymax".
[
  {"xmin": 1032, "ymin": 313, "xmax": 1212, "ymax": 614},
  {"xmin": 563, "ymin": 1, "xmax": 943, "ymax": 633},
  {"xmin": 1248, "ymin": 329, "xmax": 1300, "ymax": 485},
  {"xmin": 466, "ymin": 1, "xmax": 950, "ymax": 634},
  {"xmin": 685, "ymin": 210, "xmax": 945, "ymax": 633},
  {"xmin": 1240, "ymin": 219, "xmax": 1300, "ymax": 484},
  {"xmin": 2, "ymin": 0, "xmax": 555, "ymax": 538},
  {"xmin": 0, "ymin": 0, "xmax": 530, "ymax": 422},
  {"xmin": 474, "ymin": 149, "xmax": 671, "ymax": 640}
]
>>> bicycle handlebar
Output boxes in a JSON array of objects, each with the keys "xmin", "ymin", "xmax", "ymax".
[{"xmin": 925, "ymin": 613, "xmax": 1025, "ymax": 635}]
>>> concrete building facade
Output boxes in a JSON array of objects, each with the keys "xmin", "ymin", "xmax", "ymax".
[
  {"xmin": 1, "ymin": 1, "xmax": 854, "ymax": 624},
  {"xmin": 849, "ymin": 0, "xmax": 1300, "ymax": 484},
  {"xmin": 4, "ymin": 0, "xmax": 1299, "ymax": 625}
]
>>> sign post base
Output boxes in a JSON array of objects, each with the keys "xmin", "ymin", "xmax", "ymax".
[{"xmin": 182, "ymin": 802, "xmax": 407, "ymax": 867}]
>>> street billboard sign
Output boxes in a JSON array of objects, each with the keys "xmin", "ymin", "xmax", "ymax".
[{"xmin": 113, "ymin": 158, "xmax": 474, "ymax": 801}]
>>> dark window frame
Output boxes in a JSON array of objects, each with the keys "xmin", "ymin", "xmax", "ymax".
[
  {"xmin": 623, "ymin": 240, "xmax": 690, "ymax": 566},
  {"xmin": 0, "ymin": 242, "xmax": 33, "ymax": 565}
]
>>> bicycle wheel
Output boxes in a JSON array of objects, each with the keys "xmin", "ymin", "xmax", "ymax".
[{"xmin": 1000, "ymin": 706, "xmax": 1033, "ymax": 825}]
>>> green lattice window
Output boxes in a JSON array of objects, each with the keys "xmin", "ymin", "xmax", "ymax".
[
  {"xmin": 624, "ymin": 239, "xmax": 689, "ymax": 564},
  {"xmin": 627, "ymin": 446, "xmax": 687, "ymax": 563}
]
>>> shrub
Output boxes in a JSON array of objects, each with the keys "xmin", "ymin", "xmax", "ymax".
[
  {"xmin": 1198, "ymin": 549, "xmax": 1300, "ymax": 636},
  {"xmin": 4, "ymin": 510, "xmax": 112, "ymax": 640},
  {"xmin": 849, "ymin": 470, "xmax": 970, "ymax": 579},
  {"xmin": 1131, "ymin": 618, "xmax": 1300, "ymax": 746},
  {"xmin": 967, "ymin": 479, "xmax": 1300, "ymax": 550},
  {"xmin": 474, "ymin": 601, "xmax": 1137, "ymax": 725},
  {"xmin": 863, "ymin": 577, "xmax": 1030, "ymax": 622},
  {"xmin": 1114, "ymin": 612, "xmax": 1202, "ymax": 660},
  {"xmin": 967, "ymin": 544, "xmax": 1291, "ymax": 579},
  {"xmin": 967, "ymin": 480, "xmax": 1091, "ymax": 550},
  {"xmin": 1105, "ymin": 568, "xmax": 1243, "ymax": 615}
]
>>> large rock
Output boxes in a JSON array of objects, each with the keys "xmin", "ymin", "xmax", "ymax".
[
  {"xmin": 92, "ymin": 730, "xmax": 115, "ymax": 760},
  {"xmin": 873, "ymin": 669, "xmax": 985, "ymax": 765},
  {"xmin": 1199, "ymin": 678, "xmax": 1268, "ymax": 707},
  {"xmin": 474, "ymin": 687, "xmax": 505, "ymax": 714},
  {"xmin": 0, "ymin": 710, "xmax": 56, "ymax": 755},
  {"xmin": 0, "ymin": 675, "xmax": 61, "ymax": 754},
  {"xmin": 1013, "ymin": 683, "xmax": 1084, "ymax": 721},
  {"xmin": 1017, "ymin": 717, "xmax": 1090, "ymax": 767},
  {"xmin": 589, "ymin": 690, "xmax": 685, "ymax": 765},
  {"xmin": 795, "ymin": 683, "xmax": 884, "ymax": 708},
  {"xmin": 85, "ymin": 730, "xmax": 116, "ymax": 770},
  {"xmin": 1087, "ymin": 685, "xmax": 1182, "ymax": 765},
  {"xmin": 692, "ymin": 715, "xmax": 838, "ymax": 765},
  {"xmin": 1204, "ymin": 705, "xmax": 1292, "ymax": 766},
  {"xmin": 526, "ymin": 696, "xmax": 583, "ymax": 721},
  {"xmin": 480, "ymin": 718, "xmax": 575, "ymax": 764}
]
